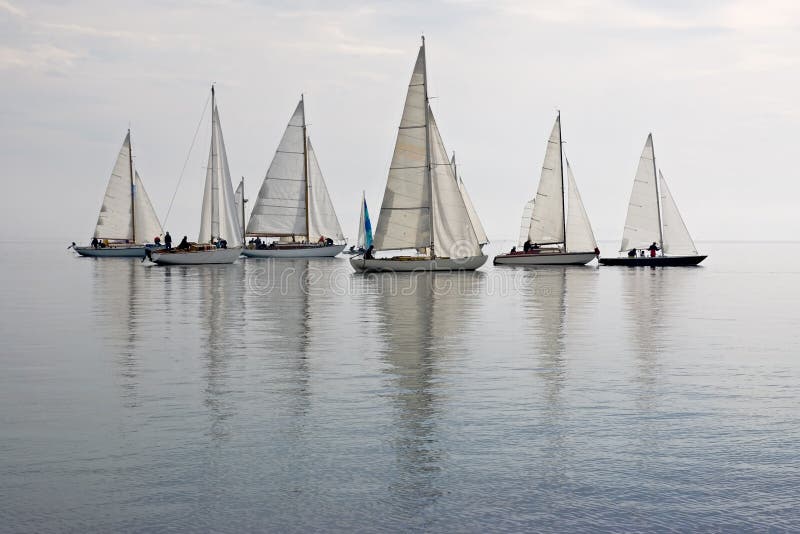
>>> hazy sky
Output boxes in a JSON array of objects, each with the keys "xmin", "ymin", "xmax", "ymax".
[{"xmin": 2, "ymin": 0, "xmax": 798, "ymax": 244}]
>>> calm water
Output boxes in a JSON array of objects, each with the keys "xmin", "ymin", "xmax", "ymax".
[{"xmin": 1, "ymin": 242, "xmax": 798, "ymax": 532}]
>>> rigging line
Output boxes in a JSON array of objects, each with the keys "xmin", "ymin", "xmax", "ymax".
[{"xmin": 161, "ymin": 91, "xmax": 212, "ymax": 227}]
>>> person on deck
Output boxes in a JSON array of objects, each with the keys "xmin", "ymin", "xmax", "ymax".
[
  {"xmin": 164, "ymin": 232, "xmax": 172, "ymax": 250},
  {"xmin": 177, "ymin": 236, "xmax": 190, "ymax": 250},
  {"xmin": 364, "ymin": 245, "xmax": 375, "ymax": 259},
  {"xmin": 325, "ymin": 237, "xmax": 333, "ymax": 246},
  {"xmin": 648, "ymin": 242, "xmax": 660, "ymax": 257},
  {"xmin": 317, "ymin": 235, "xmax": 325, "ymax": 244},
  {"xmin": 627, "ymin": 248, "xmax": 637, "ymax": 258},
  {"xmin": 91, "ymin": 237, "xmax": 99, "ymax": 249},
  {"xmin": 532, "ymin": 243, "xmax": 540, "ymax": 250},
  {"xmin": 510, "ymin": 246, "xmax": 517, "ymax": 254},
  {"xmin": 594, "ymin": 247, "xmax": 601, "ymax": 258},
  {"xmin": 523, "ymin": 239, "xmax": 531, "ymax": 253}
]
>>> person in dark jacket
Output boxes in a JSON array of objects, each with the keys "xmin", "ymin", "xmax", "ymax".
[
  {"xmin": 648, "ymin": 242, "xmax": 660, "ymax": 257},
  {"xmin": 164, "ymin": 232, "xmax": 172, "ymax": 250},
  {"xmin": 177, "ymin": 236, "xmax": 190, "ymax": 250},
  {"xmin": 364, "ymin": 245, "xmax": 375, "ymax": 259}
]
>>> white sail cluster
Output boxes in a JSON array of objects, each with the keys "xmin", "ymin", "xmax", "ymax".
[
  {"xmin": 247, "ymin": 99, "xmax": 343, "ymax": 241},
  {"xmin": 94, "ymin": 131, "xmax": 162, "ymax": 243},
  {"xmin": 198, "ymin": 100, "xmax": 242, "ymax": 248},
  {"xmin": 373, "ymin": 42, "xmax": 484, "ymax": 259}
]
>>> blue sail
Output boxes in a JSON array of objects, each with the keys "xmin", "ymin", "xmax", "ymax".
[{"xmin": 363, "ymin": 198, "xmax": 373, "ymax": 249}]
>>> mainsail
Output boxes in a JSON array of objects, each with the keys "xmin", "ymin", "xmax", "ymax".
[
  {"xmin": 564, "ymin": 158, "xmax": 597, "ymax": 253},
  {"xmin": 247, "ymin": 100, "xmax": 307, "ymax": 238},
  {"xmin": 372, "ymin": 45, "xmax": 432, "ymax": 251},
  {"xmin": 198, "ymin": 89, "xmax": 242, "ymax": 247},
  {"xmin": 373, "ymin": 40, "xmax": 482, "ymax": 259},
  {"xmin": 620, "ymin": 134, "xmax": 661, "ymax": 252},
  {"xmin": 528, "ymin": 117, "xmax": 565, "ymax": 245},
  {"xmin": 659, "ymin": 171, "xmax": 697, "ymax": 255},
  {"xmin": 357, "ymin": 192, "xmax": 373, "ymax": 249},
  {"xmin": 94, "ymin": 130, "xmax": 162, "ymax": 242},
  {"xmin": 452, "ymin": 154, "xmax": 489, "ymax": 245}
]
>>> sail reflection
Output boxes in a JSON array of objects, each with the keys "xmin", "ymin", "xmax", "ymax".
[{"xmin": 374, "ymin": 271, "xmax": 484, "ymax": 514}]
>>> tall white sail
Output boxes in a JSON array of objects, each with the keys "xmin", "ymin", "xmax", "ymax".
[
  {"xmin": 373, "ymin": 44, "xmax": 431, "ymax": 251},
  {"xmin": 528, "ymin": 117, "xmax": 565, "ymax": 245},
  {"xmin": 198, "ymin": 97, "xmax": 242, "ymax": 247},
  {"xmin": 620, "ymin": 134, "xmax": 661, "ymax": 252},
  {"xmin": 452, "ymin": 154, "xmax": 489, "ymax": 246},
  {"xmin": 518, "ymin": 199, "xmax": 535, "ymax": 247},
  {"xmin": 564, "ymin": 158, "xmax": 597, "ymax": 252},
  {"xmin": 94, "ymin": 132, "xmax": 134, "ymax": 240},
  {"xmin": 247, "ymin": 100, "xmax": 307, "ymax": 238},
  {"xmin": 133, "ymin": 170, "xmax": 163, "ymax": 242},
  {"xmin": 429, "ymin": 110, "xmax": 481, "ymax": 258},
  {"xmin": 306, "ymin": 137, "xmax": 344, "ymax": 241},
  {"xmin": 234, "ymin": 180, "xmax": 245, "ymax": 239},
  {"xmin": 659, "ymin": 171, "xmax": 697, "ymax": 255}
]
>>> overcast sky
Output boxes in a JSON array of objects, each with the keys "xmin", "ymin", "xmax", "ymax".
[{"xmin": 2, "ymin": 0, "xmax": 798, "ymax": 244}]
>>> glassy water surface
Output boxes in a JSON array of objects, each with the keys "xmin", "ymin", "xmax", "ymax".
[{"xmin": 1, "ymin": 242, "xmax": 798, "ymax": 532}]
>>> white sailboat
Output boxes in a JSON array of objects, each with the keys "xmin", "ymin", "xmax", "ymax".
[
  {"xmin": 243, "ymin": 96, "xmax": 346, "ymax": 258},
  {"xmin": 599, "ymin": 134, "xmax": 706, "ymax": 266},
  {"xmin": 350, "ymin": 38, "xmax": 487, "ymax": 273},
  {"xmin": 73, "ymin": 130, "xmax": 163, "ymax": 257},
  {"xmin": 451, "ymin": 153, "xmax": 489, "ymax": 248},
  {"xmin": 494, "ymin": 113, "xmax": 599, "ymax": 265},
  {"xmin": 149, "ymin": 86, "xmax": 242, "ymax": 265}
]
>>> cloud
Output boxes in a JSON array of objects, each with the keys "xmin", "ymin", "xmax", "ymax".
[
  {"xmin": 0, "ymin": 44, "xmax": 80, "ymax": 71},
  {"xmin": 0, "ymin": 0, "xmax": 24, "ymax": 17}
]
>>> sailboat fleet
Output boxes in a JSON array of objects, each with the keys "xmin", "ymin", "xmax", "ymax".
[{"xmin": 73, "ymin": 38, "xmax": 705, "ymax": 269}]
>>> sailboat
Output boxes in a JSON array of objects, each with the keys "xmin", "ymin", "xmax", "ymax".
[
  {"xmin": 148, "ymin": 86, "xmax": 242, "ymax": 265},
  {"xmin": 243, "ymin": 96, "xmax": 346, "ymax": 258},
  {"xmin": 344, "ymin": 191, "xmax": 373, "ymax": 255},
  {"xmin": 451, "ymin": 153, "xmax": 489, "ymax": 248},
  {"xmin": 73, "ymin": 130, "xmax": 163, "ymax": 257},
  {"xmin": 350, "ymin": 38, "xmax": 487, "ymax": 272},
  {"xmin": 494, "ymin": 113, "xmax": 598, "ymax": 265},
  {"xmin": 599, "ymin": 134, "xmax": 706, "ymax": 266}
]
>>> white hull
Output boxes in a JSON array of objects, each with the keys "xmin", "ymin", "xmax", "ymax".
[
  {"xmin": 350, "ymin": 254, "xmax": 487, "ymax": 272},
  {"xmin": 242, "ymin": 244, "xmax": 346, "ymax": 258},
  {"xmin": 74, "ymin": 245, "xmax": 148, "ymax": 258},
  {"xmin": 149, "ymin": 247, "xmax": 241, "ymax": 265},
  {"xmin": 493, "ymin": 251, "xmax": 597, "ymax": 266}
]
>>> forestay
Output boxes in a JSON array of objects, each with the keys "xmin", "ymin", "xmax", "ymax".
[
  {"xmin": 198, "ymin": 102, "xmax": 242, "ymax": 247},
  {"xmin": 659, "ymin": 171, "xmax": 697, "ymax": 255},
  {"xmin": 429, "ymin": 110, "xmax": 481, "ymax": 259},
  {"xmin": 620, "ymin": 134, "xmax": 661, "ymax": 251},
  {"xmin": 528, "ymin": 117, "xmax": 565, "ymax": 245},
  {"xmin": 564, "ymin": 158, "xmax": 597, "ymax": 252},
  {"xmin": 373, "ymin": 45, "xmax": 431, "ymax": 251},
  {"xmin": 247, "ymin": 101, "xmax": 307, "ymax": 237},
  {"xmin": 306, "ymin": 137, "xmax": 344, "ymax": 241}
]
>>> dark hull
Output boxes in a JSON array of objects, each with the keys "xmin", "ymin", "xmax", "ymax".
[{"xmin": 599, "ymin": 255, "xmax": 707, "ymax": 266}]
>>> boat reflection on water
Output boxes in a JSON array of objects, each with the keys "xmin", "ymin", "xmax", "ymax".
[{"xmin": 373, "ymin": 271, "xmax": 484, "ymax": 519}]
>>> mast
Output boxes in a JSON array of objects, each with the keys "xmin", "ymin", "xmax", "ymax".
[
  {"xmin": 558, "ymin": 111, "xmax": 566, "ymax": 252},
  {"xmin": 240, "ymin": 176, "xmax": 246, "ymax": 242},
  {"xmin": 302, "ymin": 94, "xmax": 310, "ymax": 243},
  {"xmin": 651, "ymin": 133, "xmax": 664, "ymax": 254},
  {"xmin": 128, "ymin": 128, "xmax": 136, "ymax": 243},
  {"xmin": 210, "ymin": 85, "xmax": 219, "ymax": 242},
  {"xmin": 422, "ymin": 36, "xmax": 434, "ymax": 258}
]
